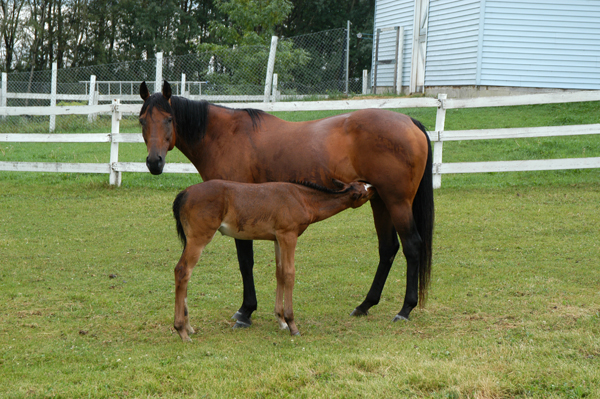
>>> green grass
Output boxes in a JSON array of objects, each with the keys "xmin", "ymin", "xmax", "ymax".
[
  {"xmin": 1, "ymin": 102, "xmax": 600, "ymax": 398},
  {"xmin": 1, "ymin": 180, "xmax": 599, "ymax": 398}
]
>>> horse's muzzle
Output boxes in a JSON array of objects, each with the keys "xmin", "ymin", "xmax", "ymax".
[{"xmin": 146, "ymin": 155, "xmax": 165, "ymax": 175}]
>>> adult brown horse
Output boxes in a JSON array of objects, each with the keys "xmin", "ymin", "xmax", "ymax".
[{"xmin": 139, "ymin": 81, "xmax": 434, "ymax": 328}]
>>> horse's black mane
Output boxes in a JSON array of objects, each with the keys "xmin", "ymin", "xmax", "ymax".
[
  {"xmin": 290, "ymin": 180, "xmax": 352, "ymax": 194},
  {"xmin": 140, "ymin": 93, "xmax": 265, "ymax": 145}
]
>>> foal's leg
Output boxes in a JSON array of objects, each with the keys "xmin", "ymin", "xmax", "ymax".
[
  {"xmin": 351, "ymin": 196, "xmax": 400, "ymax": 316},
  {"xmin": 278, "ymin": 234, "xmax": 300, "ymax": 336},
  {"xmin": 174, "ymin": 237, "xmax": 208, "ymax": 342},
  {"xmin": 232, "ymin": 239, "xmax": 257, "ymax": 328},
  {"xmin": 274, "ymin": 240, "xmax": 289, "ymax": 330}
]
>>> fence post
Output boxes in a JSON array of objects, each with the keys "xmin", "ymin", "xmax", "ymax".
[
  {"xmin": 155, "ymin": 52, "xmax": 163, "ymax": 93},
  {"xmin": 264, "ymin": 36, "xmax": 278, "ymax": 102},
  {"xmin": 345, "ymin": 20, "xmax": 350, "ymax": 94},
  {"xmin": 49, "ymin": 62, "xmax": 57, "ymax": 132},
  {"xmin": 271, "ymin": 73, "xmax": 279, "ymax": 102},
  {"xmin": 1, "ymin": 72, "xmax": 6, "ymax": 119},
  {"xmin": 433, "ymin": 93, "xmax": 447, "ymax": 189},
  {"xmin": 362, "ymin": 70, "xmax": 368, "ymax": 94},
  {"xmin": 110, "ymin": 99, "xmax": 122, "ymax": 186},
  {"xmin": 88, "ymin": 75, "xmax": 97, "ymax": 122},
  {"xmin": 396, "ymin": 27, "xmax": 405, "ymax": 95},
  {"xmin": 180, "ymin": 73, "xmax": 186, "ymax": 97}
]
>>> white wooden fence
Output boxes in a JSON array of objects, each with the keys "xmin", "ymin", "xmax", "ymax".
[{"xmin": 1, "ymin": 91, "xmax": 599, "ymax": 188}]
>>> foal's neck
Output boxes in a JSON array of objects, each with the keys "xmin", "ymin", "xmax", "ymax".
[{"xmin": 302, "ymin": 189, "xmax": 353, "ymax": 222}]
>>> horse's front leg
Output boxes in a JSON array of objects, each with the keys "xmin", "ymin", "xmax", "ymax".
[
  {"xmin": 174, "ymin": 242, "xmax": 204, "ymax": 342},
  {"xmin": 232, "ymin": 239, "xmax": 257, "ymax": 328},
  {"xmin": 278, "ymin": 234, "xmax": 300, "ymax": 336},
  {"xmin": 274, "ymin": 240, "xmax": 289, "ymax": 330}
]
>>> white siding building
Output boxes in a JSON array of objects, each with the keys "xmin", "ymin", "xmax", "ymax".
[{"xmin": 373, "ymin": 0, "xmax": 600, "ymax": 96}]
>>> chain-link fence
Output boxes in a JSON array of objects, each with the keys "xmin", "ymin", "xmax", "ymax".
[
  {"xmin": 1, "ymin": 28, "xmax": 365, "ymax": 132},
  {"xmin": 2, "ymin": 28, "xmax": 353, "ymax": 105}
]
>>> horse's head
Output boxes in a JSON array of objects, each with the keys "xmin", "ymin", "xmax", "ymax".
[
  {"xmin": 139, "ymin": 81, "xmax": 176, "ymax": 175},
  {"xmin": 332, "ymin": 179, "xmax": 376, "ymax": 208}
]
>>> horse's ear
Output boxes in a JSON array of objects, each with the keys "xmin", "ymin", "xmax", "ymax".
[
  {"xmin": 140, "ymin": 81, "xmax": 150, "ymax": 101},
  {"xmin": 162, "ymin": 80, "xmax": 172, "ymax": 100},
  {"xmin": 331, "ymin": 179, "xmax": 346, "ymax": 189}
]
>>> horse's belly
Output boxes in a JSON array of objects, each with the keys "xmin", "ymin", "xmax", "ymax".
[{"xmin": 218, "ymin": 222, "xmax": 276, "ymax": 241}]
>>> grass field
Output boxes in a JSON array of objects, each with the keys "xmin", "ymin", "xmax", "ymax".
[{"xmin": 1, "ymin": 100, "xmax": 599, "ymax": 398}]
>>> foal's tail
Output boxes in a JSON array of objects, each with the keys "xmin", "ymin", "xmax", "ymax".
[
  {"xmin": 172, "ymin": 190, "xmax": 188, "ymax": 249},
  {"xmin": 411, "ymin": 117, "xmax": 435, "ymax": 307}
]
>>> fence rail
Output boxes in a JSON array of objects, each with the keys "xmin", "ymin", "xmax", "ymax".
[{"xmin": 1, "ymin": 91, "xmax": 600, "ymax": 187}]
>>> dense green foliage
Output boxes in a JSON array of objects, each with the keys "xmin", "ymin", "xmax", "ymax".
[{"xmin": 0, "ymin": 0, "xmax": 374, "ymax": 78}]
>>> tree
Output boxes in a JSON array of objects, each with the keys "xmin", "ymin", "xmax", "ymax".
[
  {"xmin": 206, "ymin": 0, "xmax": 292, "ymax": 47},
  {"xmin": 283, "ymin": 0, "xmax": 375, "ymax": 79},
  {"xmin": 194, "ymin": 0, "xmax": 309, "ymax": 94},
  {"xmin": 0, "ymin": 0, "xmax": 27, "ymax": 71}
]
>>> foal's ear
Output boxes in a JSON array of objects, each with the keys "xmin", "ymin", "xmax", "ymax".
[
  {"xmin": 162, "ymin": 80, "xmax": 172, "ymax": 100},
  {"xmin": 140, "ymin": 81, "xmax": 150, "ymax": 101},
  {"xmin": 331, "ymin": 179, "xmax": 346, "ymax": 189}
]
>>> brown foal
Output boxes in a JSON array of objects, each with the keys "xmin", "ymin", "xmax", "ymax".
[{"xmin": 172, "ymin": 179, "xmax": 375, "ymax": 341}]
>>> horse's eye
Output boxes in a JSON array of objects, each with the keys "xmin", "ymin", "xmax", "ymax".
[
  {"xmin": 167, "ymin": 117, "xmax": 173, "ymax": 124},
  {"xmin": 139, "ymin": 118, "xmax": 146, "ymax": 126}
]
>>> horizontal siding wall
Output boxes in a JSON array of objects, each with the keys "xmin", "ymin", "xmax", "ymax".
[
  {"xmin": 425, "ymin": 0, "xmax": 481, "ymax": 86},
  {"xmin": 480, "ymin": 0, "xmax": 600, "ymax": 89},
  {"xmin": 373, "ymin": 0, "xmax": 414, "ymax": 87}
]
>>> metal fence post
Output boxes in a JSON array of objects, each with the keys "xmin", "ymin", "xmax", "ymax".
[
  {"xmin": 49, "ymin": 62, "xmax": 57, "ymax": 132},
  {"xmin": 433, "ymin": 93, "xmax": 447, "ymax": 189},
  {"xmin": 264, "ymin": 36, "xmax": 278, "ymax": 102},
  {"xmin": 396, "ymin": 27, "xmax": 405, "ymax": 95},
  {"xmin": 155, "ymin": 52, "xmax": 163, "ymax": 93},
  {"xmin": 362, "ymin": 70, "xmax": 368, "ymax": 94},
  {"xmin": 88, "ymin": 75, "xmax": 97, "ymax": 122},
  {"xmin": 110, "ymin": 99, "xmax": 122, "ymax": 186},
  {"xmin": 180, "ymin": 73, "xmax": 186, "ymax": 97},
  {"xmin": 1, "ymin": 72, "xmax": 6, "ymax": 120},
  {"xmin": 345, "ymin": 20, "xmax": 350, "ymax": 94},
  {"xmin": 271, "ymin": 73, "xmax": 279, "ymax": 102}
]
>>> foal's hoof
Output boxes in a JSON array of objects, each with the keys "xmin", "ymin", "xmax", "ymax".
[
  {"xmin": 232, "ymin": 320, "xmax": 252, "ymax": 329},
  {"xmin": 392, "ymin": 314, "xmax": 409, "ymax": 322},
  {"xmin": 291, "ymin": 331, "xmax": 301, "ymax": 337},
  {"xmin": 350, "ymin": 308, "xmax": 369, "ymax": 317}
]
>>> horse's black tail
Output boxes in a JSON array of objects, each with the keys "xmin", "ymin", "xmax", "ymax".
[
  {"xmin": 172, "ymin": 190, "xmax": 188, "ymax": 249},
  {"xmin": 411, "ymin": 117, "xmax": 434, "ymax": 307}
]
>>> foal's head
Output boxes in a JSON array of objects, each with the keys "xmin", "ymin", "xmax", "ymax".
[
  {"xmin": 139, "ymin": 81, "xmax": 176, "ymax": 175},
  {"xmin": 333, "ymin": 180, "xmax": 376, "ymax": 208}
]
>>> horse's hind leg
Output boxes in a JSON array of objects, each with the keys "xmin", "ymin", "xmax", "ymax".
[
  {"xmin": 351, "ymin": 195, "xmax": 400, "ymax": 316},
  {"xmin": 387, "ymin": 201, "xmax": 422, "ymax": 321},
  {"xmin": 232, "ymin": 239, "xmax": 257, "ymax": 328},
  {"xmin": 393, "ymin": 218, "xmax": 422, "ymax": 321},
  {"xmin": 174, "ymin": 238, "xmax": 207, "ymax": 342}
]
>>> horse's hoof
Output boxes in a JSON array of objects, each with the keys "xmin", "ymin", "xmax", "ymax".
[
  {"xmin": 232, "ymin": 311, "xmax": 243, "ymax": 321},
  {"xmin": 232, "ymin": 311, "xmax": 252, "ymax": 326},
  {"xmin": 278, "ymin": 322, "xmax": 290, "ymax": 331},
  {"xmin": 392, "ymin": 314, "xmax": 409, "ymax": 322},
  {"xmin": 291, "ymin": 331, "xmax": 301, "ymax": 336},
  {"xmin": 179, "ymin": 334, "xmax": 192, "ymax": 342},
  {"xmin": 232, "ymin": 320, "xmax": 252, "ymax": 329},
  {"xmin": 350, "ymin": 308, "xmax": 368, "ymax": 317}
]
